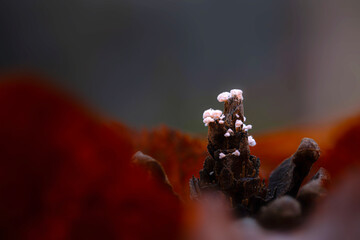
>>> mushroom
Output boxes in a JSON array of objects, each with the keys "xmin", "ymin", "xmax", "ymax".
[
  {"xmin": 203, "ymin": 108, "xmax": 214, "ymax": 119},
  {"xmin": 224, "ymin": 128, "xmax": 233, "ymax": 137},
  {"xmin": 235, "ymin": 119, "xmax": 243, "ymax": 128},
  {"xmin": 248, "ymin": 135, "xmax": 256, "ymax": 147},
  {"xmin": 243, "ymin": 124, "xmax": 253, "ymax": 131},
  {"xmin": 212, "ymin": 110, "xmax": 223, "ymax": 119},
  {"xmin": 232, "ymin": 150, "xmax": 240, "ymax": 156},
  {"xmin": 217, "ymin": 92, "xmax": 231, "ymax": 102},
  {"xmin": 203, "ymin": 117, "xmax": 215, "ymax": 126},
  {"xmin": 230, "ymin": 89, "xmax": 243, "ymax": 100}
]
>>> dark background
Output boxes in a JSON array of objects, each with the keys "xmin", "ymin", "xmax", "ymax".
[{"xmin": 1, "ymin": 0, "xmax": 359, "ymax": 134}]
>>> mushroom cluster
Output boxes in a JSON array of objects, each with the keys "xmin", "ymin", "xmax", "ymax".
[
  {"xmin": 202, "ymin": 89, "xmax": 256, "ymax": 147},
  {"xmin": 192, "ymin": 88, "xmax": 267, "ymax": 215},
  {"xmin": 202, "ymin": 109, "xmax": 223, "ymax": 126},
  {"xmin": 190, "ymin": 88, "xmax": 326, "ymax": 228}
]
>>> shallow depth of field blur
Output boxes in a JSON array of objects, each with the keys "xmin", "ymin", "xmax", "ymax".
[
  {"xmin": 1, "ymin": 0, "xmax": 359, "ymax": 134},
  {"xmin": 1, "ymin": 1, "xmax": 360, "ymax": 240}
]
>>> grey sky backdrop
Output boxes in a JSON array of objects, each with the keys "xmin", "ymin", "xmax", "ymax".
[{"xmin": 1, "ymin": 0, "xmax": 359, "ymax": 134}]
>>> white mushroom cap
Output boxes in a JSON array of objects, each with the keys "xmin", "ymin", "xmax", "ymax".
[
  {"xmin": 203, "ymin": 109, "xmax": 223, "ymax": 120},
  {"xmin": 203, "ymin": 117, "xmax": 215, "ymax": 126},
  {"xmin": 243, "ymin": 116, "xmax": 247, "ymax": 122},
  {"xmin": 217, "ymin": 92, "xmax": 231, "ymax": 102},
  {"xmin": 224, "ymin": 128, "xmax": 233, "ymax": 137},
  {"xmin": 212, "ymin": 110, "xmax": 223, "ymax": 119},
  {"xmin": 232, "ymin": 150, "xmax": 240, "ymax": 156},
  {"xmin": 235, "ymin": 114, "xmax": 239, "ymax": 118},
  {"xmin": 230, "ymin": 89, "xmax": 243, "ymax": 100},
  {"xmin": 235, "ymin": 119, "xmax": 243, "ymax": 128},
  {"xmin": 220, "ymin": 114, "xmax": 225, "ymax": 120},
  {"xmin": 219, "ymin": 153, "xmax": 226, "ymax": 159},
  {"xmin": 219, "ymin": 120, "xmax": 224, "ymax": 124},
  {"xmin": 203, "ymin": 108, "xmax": 214, "ymax": 119},
  {"xmin": 243, "ymin": 124, "xmax": 253, "ymax": 131},
  {"xmin": 248, "ymin": 135, "xmax": 256, "ymax": 147}
]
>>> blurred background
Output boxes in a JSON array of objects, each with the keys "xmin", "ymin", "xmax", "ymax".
[{"xmin": 1, "ymin": 0, "xmax": 359, "ymax": 134}]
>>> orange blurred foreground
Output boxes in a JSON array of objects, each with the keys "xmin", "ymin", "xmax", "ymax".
[{"xmin": 0, "ymin": 73, "xmax": 359, "ymax": 239}]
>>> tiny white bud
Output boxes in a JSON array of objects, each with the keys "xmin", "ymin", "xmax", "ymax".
[
  {"xmin": 235, "ymin": 119, "xmax": 243, "ymax": 128},
  {"xmin": 219, "ymin": 153, "xmax": 226, "ymax": 159},
  {"xmin": 220, "ymin": 114, "xmax": 225, "ymax": 120},
  {"xmin": 232, "ymin": 150, "xmax": 240, "ymax": 156},
  {"xmin": 248, "ymin": 135, "xmax": 256, "ymax": 147},
  {"xmin": 217, "ymin": 92, "xmax": 231, "ymax": 102},
  {"xmin": 230, "ymin": 89, "xmax": 243, "ymax": 100},
  {"xmin": 243, "ymin": 124, "xmax": 252, "ymax": 131},
  {"xmin": 219, "ymin": 120, "xmax": 224, "ymax": 124},
  {"xmin": 224, "ymin": 128, "xmax": 233, "ymax": 137}
]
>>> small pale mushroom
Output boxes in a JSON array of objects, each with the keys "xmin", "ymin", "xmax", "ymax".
[
  {"xmin": 211, "ymin": 110, "xmax": 223, "ymax": 119},
  {"xmin": 248, "ymin": 135, "xmax": 256, "ymax": 147},
  {"xmin": 217, "ymin": 92, "xmax": 231, "ymax": 102},
  {"xmin": 232, "ymin": 150, "xmax": 240, "ymax": 156},
  {"xmin": 203, "ymin": 108, "xmax": 214, "ymax": 119},
  {"xmin": 203, "ymin": 117, "xmax": 215, "ymax": 126},
  {"xmin": 235, "ymin": 119, "xmax": 243, "ymax": 128},
  {"xmin": 243, "ymin": 124, "xmax": 253, "ymax": 131},
  {"xmin": 219, "ymin": 120, "xmax": 224, "ymax": 124},
  {"xmin": 224, "ymin": 128, "xmax": 233, "ymax": 137},
  {"xmin": 230, "ymin": 89, "xmax": 243, "ymax": 100},
  {"xmin": 219, "ymin": 153, "xmax": 226, "ymax": 159}
]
